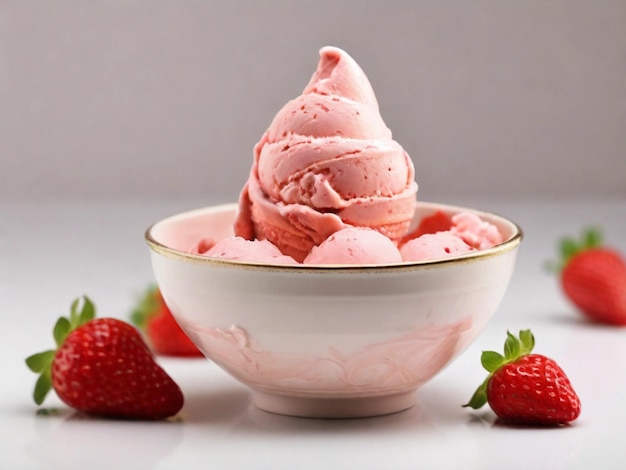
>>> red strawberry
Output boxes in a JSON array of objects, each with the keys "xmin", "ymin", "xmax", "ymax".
[
  {"xmin": 550, "ymin": 228, "xmax": 626, "ymax": 325},
  {"xmin": 464, "ymin": 330, "xmax": 581, "ymax": 425},
  {"xmin": 131, "ymin": 285, "xmax": 203, "ymax": 357},
  {"xmin": 26, "ymin": 297, "xmax": 184, "ymax": 420}
]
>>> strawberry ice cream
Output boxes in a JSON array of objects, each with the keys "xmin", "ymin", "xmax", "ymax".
[
  {"xmin": 203, "ymin": 237, "xmax": 298, "ymax": 265},
  {"xmin": 449, "ymin": 213, "xmax": 503, "ymax": 249},
  {"xmin": 399, "ymin": 212, "xmax": 502, "ymax": 262},
  {"xmin": 192, "ymin": 46, "xmax": 503, "ymax": 266},
  {"xmin": 304, "ymin": 227, "xmax": 402, "ymax": 265},
  {"xmin": 235, "ymin": 46, "xmax": 417, "ymax": 262},
  {"xmin": 400, "ymin": 232, "xmax": 473, "ymax": 262}
]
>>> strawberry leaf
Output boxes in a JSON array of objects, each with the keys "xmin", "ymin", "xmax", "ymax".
[
  {"xmin": 33, "ymin": 369, "xmax": 52, "ymax": 405},
  {"xmin": 583, "ymin": 227, "xmax": 602, "ymax": 249},
  {"xmin": 519, "ymin": 329, "xmax": 535, "ymax": 355},
  {"xmin": 70, "ymin": 298, "xmax": 80, "ymax": 327},
  {"xmin": 549, "ymin": 226, "xmax": 606, "ymax": 272},
  {"xmin": 53, "ymin": 317, "xmax": 71, "ymax": 347},
  {"xmin": 78, "ymin": 296, "xmax": 96, "ymax": 326},
  {"xmin": 25, "ymin": 350, "xmax": 55, "ymax": 373},
  {"xmin": 130, "ymin": 285, "xmax": 160, "ymax": 331},
  {"xmin": 503, "ymin": 331, "xmax": 520, "ymax": 360},
  {"xmin": 69, "ymin": 296, "xmax": 95, "ymax": 329},
  {"xmin": 559, "ymin": 237, "xmax": 579, "ymax": 262},
  {"xmin": 481, "ymin": 351, "xmax": 504, "ymax": 373},
  {"xmin": 463, "ymin": 380, "xmax": 488, "ymax": 409}
]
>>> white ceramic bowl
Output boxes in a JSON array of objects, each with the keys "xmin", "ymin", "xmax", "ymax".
[{"xmin": 146, "ymin": 202, "xmax": 522, "ymax": 418}]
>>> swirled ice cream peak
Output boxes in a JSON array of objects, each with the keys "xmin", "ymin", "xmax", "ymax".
[{"xmin": 235, "ymin": 46, "xmax": 418, "ymax": 262}]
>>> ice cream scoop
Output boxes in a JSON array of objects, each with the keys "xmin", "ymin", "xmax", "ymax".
[
  {"xmin": 400, "ymin": 232, "xmax": 474, "ymax": 262},
  {"xmin": 450, "ymin": 213, "xmax": 503, "ymax": 250},
  {"xmin": 303, "ymin": 227, "xmax": 402, "ymax": 265},
  {"xmin": 204, "ymin": 237, "xmax": 298, "ymax": 265},
  {"xmin": 235, "ymin": 46, "xmax": 417, "ymax": 262}
]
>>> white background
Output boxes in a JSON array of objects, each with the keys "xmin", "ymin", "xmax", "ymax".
[
  {"xmin": 1, "ymin": 0, "xmax": 625, "ymax": 203},
  {"xmin": 2, "ymin": 2, "xmax": 626, "ymax": 469}
]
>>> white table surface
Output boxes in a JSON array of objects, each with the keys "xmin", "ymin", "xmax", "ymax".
[{"xmin": 2, "ymin": 197, "xmax": 626, "ymax": 470}]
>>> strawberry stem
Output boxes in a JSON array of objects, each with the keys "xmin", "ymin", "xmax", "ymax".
[
  {"xmin": 547, "ymin": 227, "xmax": 604, "ymax": 272},
  {"xmin": 463, "ymin": 329, "xmax": 535, "ymax": 410},
  {"xmin": 25, "ymin": 296, "xmax": 96, "ymax": 406}
]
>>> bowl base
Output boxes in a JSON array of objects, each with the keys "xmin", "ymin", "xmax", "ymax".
[{"xmin": 252, "ymin": 390, "xmax": 417, "ymax": 419}]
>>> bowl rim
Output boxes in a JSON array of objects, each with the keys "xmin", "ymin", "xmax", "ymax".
[{"xmin": 145, "ymin": 201, "xmax": 523, "ymax": 272}]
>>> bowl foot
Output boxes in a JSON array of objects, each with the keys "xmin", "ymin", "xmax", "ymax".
[{"xmin": 251, "ymin": 390, "xmax": 416, "ymax": 419}]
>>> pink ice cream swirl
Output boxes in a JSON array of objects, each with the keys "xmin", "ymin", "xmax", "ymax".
[{"xmin": 235, "ymin": 46, "xmax": 418, "ymax": 262}]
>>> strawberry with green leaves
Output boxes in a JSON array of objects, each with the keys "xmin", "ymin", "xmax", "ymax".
[
  {"xmin": 131, "ymin": 285, "xmax": 203, "ymax": 357},
  {"xmin": 550, "ymin": 227, "xmax": 626, "ymax": 326},
  {"xmin": 464, "ymin": 330, "xmax": 581, "ymax": 425},
  {"xmin": 26, "ymin": 297, "xmax": 184, "ymax": 420}
]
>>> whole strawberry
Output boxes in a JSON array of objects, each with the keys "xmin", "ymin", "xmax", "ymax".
[
  {"xmin": 26, "ymin": 297, "xmax": 184, "ymax": 420},
  {"xmin": 131, "ymin": 285, "xmax": 203, "ymax": 357},
  {"xmin": 550, "ymin": 228, "xmax": 626, "ymax": 325},
  {"xmin": 464, "ymin": 330, "xmax": 581, "ymax": 425}
]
